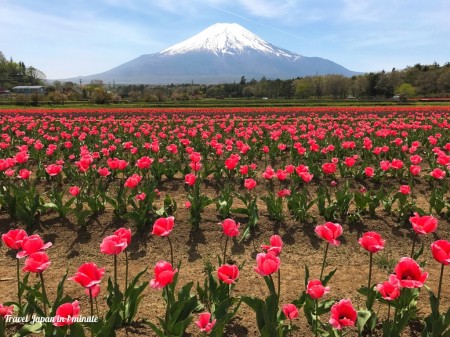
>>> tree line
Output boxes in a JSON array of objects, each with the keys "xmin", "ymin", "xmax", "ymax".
[
  {"xmin": 0, "ymin": 52, "xmax": 46, "ymax": 89},
  {"xmin": 1, "ymin": 49, "xmax": 449, "ymax": 104}
]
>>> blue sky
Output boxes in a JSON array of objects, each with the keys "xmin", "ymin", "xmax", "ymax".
[{"xmin": 1, "ymin": 0, "xmax": 449, "ymax": 79}]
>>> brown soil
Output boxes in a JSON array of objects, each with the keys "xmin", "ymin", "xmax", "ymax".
[{"xmin": 1, "ymin": 178, "xmax": 449, "ymax": 337}]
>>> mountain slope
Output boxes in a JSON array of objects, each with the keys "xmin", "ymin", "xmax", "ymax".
[{"xmin": 68, "ymin": 23, "xmax": 360, "ymax": 84}]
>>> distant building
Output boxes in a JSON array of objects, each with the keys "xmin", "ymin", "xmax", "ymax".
[{"xmin": 12, "ymin": 86, "xmax": 46, "ymax": 94}]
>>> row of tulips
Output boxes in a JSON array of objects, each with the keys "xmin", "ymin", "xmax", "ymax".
[
  {"xmin": 0, "ymin": 108, "xmax": 449, "ymax": 230},
  {"xmin": 1, "ymin": 212, "xmax": 449, "ymax": 337}
]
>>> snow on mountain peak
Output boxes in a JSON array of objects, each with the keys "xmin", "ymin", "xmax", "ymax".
[{"xmin": 159, "ymin": 23, "xmax": 299, "ymax": 59}]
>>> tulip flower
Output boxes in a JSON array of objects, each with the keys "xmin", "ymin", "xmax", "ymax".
[
  {"xmin": 195, "ymin": 312, "xmax": 216, "ymax": 333},
  {"xmin": 152, "ymin": 216, "xmax": 175, "ymax": 237},
  {"xmin": 18, "ymin": 169, "xmax": 31, "ymax": 180},
  {"xmin": 2, "ymin": 229, "xmax": 28, "ymax": 312},
  {"xmin": 152, "ymin": 216, "xmax": 175, "ymax": 265},
  {"xmin": 0, "ymin": 303, "xmax": 14, "ymax": 317},
  {"xmin": 70, "ymin": 262, "xmax": 105, "ymax": 319},
  {"xmin": 217, "ymin": 264, "xmax": 239, "ymax": 284},
  {"xmin": 376, "ymin": 275, "xmax": 401, "ymax": 301},
  {"xmin": 23, "ymin": 251, "xmax": 51, "ymax": 315},
  {"xmin": 254, "ymin": 251, "xmax": 280, "ymax": 277},
  {"xmin": 394, "ymin": 257, "xmax": 428, "ymax": 288},
  {"xmin": 2, "ymin": 229, "xmax": 28, "ymax": 250},
  {"xmin": 53, "ymin": 301, "xmax": 80, "ymax": 327},
  {"xmin": 329, "ymin": 299, "xmax": 357, "ymax": 330},
  {"xmin": 220, "ymin": 218, "xmax": 240, "ymax": 263},
  {"xmin": 150, "ymin": 260, "xmax": 177, "ymax": 289},
  {"xmin": 261, "ymin": 235, "xmax": 283, "ymax": 256},
  {"xmin": 306, "ymin": 279, "xmax": 330, "ymax": 300},
  {"xmin": 431, "ymin": 239, "xmax": 450, "ymax": 304},
  {"xmin": 0, "ymin": 303, "xmax": 14, "ymax": 336},
  {"xmin": 315, "ymin": 222, "xmax": 342, "ymax": 247},
  {"xmin": 68, "ymin": 185, "xmax": 80, "ymax": 197},
  {"xmin": 282, "ymin": 303, "xmax": 299, "ymax": 320},
  {"xmin": 409, "ymin": 212, "xmax": 438, "ymax": 257},
  {"xmin": 315, "ymin": 222, "xmax": 342, "ymax": 281},
  {"xmin": 16, "ymin": 234, "xmax": 52, "ymax": 259},
  {"xmin": 185, "ymin": 173, "xmax": 196, "ymax": 186},
  {"xmin": 45, "ymin": 164, "xmax": 63, "ymax": 176},
  {"xmin": 244, "ymin": 178, "xmax": 257, "ymax": 190}
]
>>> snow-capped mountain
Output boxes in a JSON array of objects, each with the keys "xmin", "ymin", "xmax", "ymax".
[
  {"xmin": 68, "ymin": 23, "xmax": 360, "ymax": 84},
  {"xmin": 159, "ymin": 23, "xmax": 298, "ymax": 59}
]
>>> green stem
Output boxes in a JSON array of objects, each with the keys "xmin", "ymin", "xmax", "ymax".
[
  {"xmin": 314, "ymin": 299, "xmax": 318, "ymax": 337},
  {"xmin": 437, "ymin": 263, "xmax": 445, "ymax": 305},
  {"xmin": 164, "ymin": 286, "xmax": 171, "ymax": 334},
  {"xmin": 39, "ymin": 272, "xmax": 48, "ymax": 316},
  {"xmin": 277, "ymin": 268, "xmax": 281, "ymax": 305},
  {"xmin": 320, "ymin": 243, "xmax": 329, "ymax": 281},
  {"xmin": 223, "ymin": 235, "xmax": 229, "ymax": 264},
  {"xmin": 125, "ymin": 250, "xmax": 129, "ymax": 290},
  {"xmin": 387, "ymin": 302, "xmax": 391, "ymax": 323},
  {"xmin": 167, "ymin": 236, "xmax": 174, "ymax": 267},
  {"xmin": 114, "ymin": 254, "xmax": 118, "ymax": 290},
  {"xmin": 16, "ymin": 258, "xmax": 22, "ymax": 312},
  {"xmin": 368, "ymin": 252, "xmax": 373, "ymax": 290},
  {"xmin": 89, "ymin": 288, "xmax": 94, "ymax": 337},
  {"xmin": 0, "ymin": 317, "xmax": 5, "ymax": 337},
  {"xmin": 410, "ymin": 233, "xmax": 418, "ymax": 258}
]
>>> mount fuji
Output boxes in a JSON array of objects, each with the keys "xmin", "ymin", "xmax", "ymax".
[{"xmin": 71, "ymin": 23, "xmax": 360, "ymax": 84}]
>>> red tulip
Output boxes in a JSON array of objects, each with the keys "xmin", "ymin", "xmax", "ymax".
[
  {"xmin": 306, "ymin": 279, "xmax": 330, "ymax": 299},
  {"xmin": 97, "ymin": 167, "xmax": 111, "ymax": 177},
  {"xmin": 217, "ymin": 264, "xmax": 239, "ymax": 284},
  {"xmin": 135, "ymin": 192, "xmax": 146, "ymax": 201},
  {"xmin": 0, "ymin": 303, "xmax": 14, "ymax": 317},
  {"xmin": 136, "ymin": 156, "xmax": 153, "ymax": 169},
  {"xmin": 394, "ymin": 257, "xmax": 428, "ymax": 288},
  {"xmin": 69, "ymin": 262, "xmax": 105, "ymax": 289},
  {"xmin": 282, "ymin": 303, "xmax": 299, "ymax": 320},
  {"xmin": 185, "ymin": 173, "xmax": 196, "ymax": 186},
  {"xmin": 124, "ymin": 174, "xmax": 142, "ymax": 188},
  {"xmin": 23, "ymin": 252, "xmax": 51, "ymax": 273},
  {"xmin": 68, "ymin": 186, "xmax": 80, "ymax": 197},
  {"xmin": 329, "ymin": 299, "xmax": 357, "ymax": 330},
  {"xmin": 322, "ymin": 162, "xmax": 337, "ymax": 175},
  {"xmin": 276, "ymin": 169, "xmax": 287, "ymax": 181},
  {"xmin": 399, "ymin": 185, "xmax": 411, "ymax": 195},
  {"xmin": 376, "ymin": 274, "xmax": 401, "ymax": 301},
  {"xmin": 261, "ymin": 235, "xmax": 283, "ymax": 256},
  {"xmin": 254, "ymin": 251, "xmax": 280, "ymax": 276},
  {"xmin": 244, "ymin": 178, "xmax": 257, "ymax": 190},
  {"xmin": 100, "ymin": 234, "xmax": 128, "ymax": 255},
  {"xmin": 16, "ymin": 234, "xmax": 52, "ymax": 259},
  {"xmin": 391, "ymin": 159, "xmax": 404, "ymax": 170},
  {"xmin": 195, "ymin": 312, "xmax": 216, "ymax": 333},
  {"xmin": 114, "ymin": 227, "xmax": 131, "ymax": 246},
  {"xmin": 358, "ymin": 231, "xmax": 385, "ymax": 253},
  {"xmin": 150, "ymin": 260, "xmax": 177, "ymax": 289},
  {"xmin": 152, "ymin": 216, "xmax": 175, "ymax": 237},
  {"xmin": 409, "ymin": 212, "xmax": 438, "ymax": 235},
  {"xmin": 45, "ymin": 164, "xmax": 63, "ymax": 176},
  {"xmin": 277, "ymin": 189, "xmax": 291, "ymax": 198},
  {"xmin": 380, "ymin": 160, "xmax": 390, "ymax": 171},
  {"xmin": 344, "ymin": 157, "xmax": 356, "ymax": 167},
  {"xmin": 409, "ymin": 165, "xmax": 421, "ymax": 176},
  {"xmin": 18, "ymin": 169, "xmax": 31, "ymax": 180},
  {"xmin": 364, "ymin": 167, "xmax": 375, "ymax": 177},
  {"xmin": 431, "ymin": 240, "xmax": 450, "ymax": 265},
  {"xmin": 315, "ymin": 222, "xmax": 343, "ymax": 246},
  {"xmin": 262, "ymin": 166, "xmax": 275, "ymax": 179},
  {"xmin": 53, "ymin": 301, "xmax": 80, "ymax": 327},
  {"xmin": 431, "ymin": 168, "xmax": 446, "ymax": 179},
  {"xmin": 2, "ymin": 229, "xmax": 28, "ymax": 250},
  {"xmin": 220, "ymin": 218, "xmax": 240, "ymax": 237}
]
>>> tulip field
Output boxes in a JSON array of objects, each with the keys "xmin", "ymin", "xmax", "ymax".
[{"xmin": 0, "ymin": 106, "xmax": 449, "ymax": 337}]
